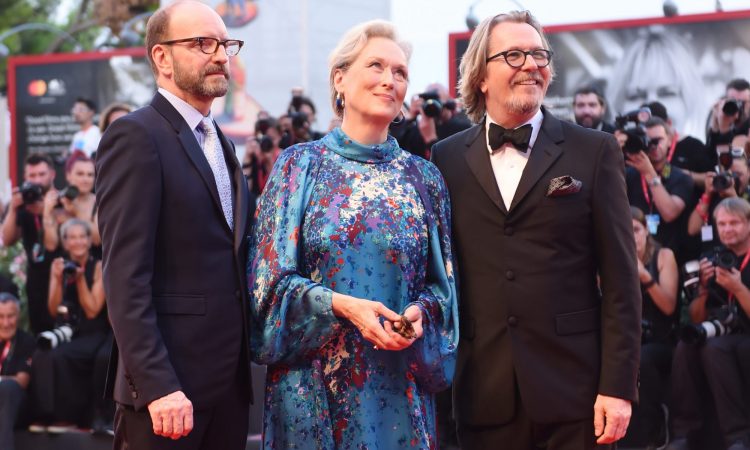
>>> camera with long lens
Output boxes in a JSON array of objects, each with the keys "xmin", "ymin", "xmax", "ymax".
[
  {"xmin": 722, "ymin": 99, "xmax": 745, "ymax": 117},
  {"xmin": 20, "ymin": 182, "xmax": 44, "ymax": 205},
  {"xmin": 681, "ymin": 304, "xmax": 738, "ymax": 344},
  {"xmin": 418, "ymin": 91, "xmax": 443, "ymax": 119},
  {"xmin": 615, "ymin": 107, "xmax": 652, "ymax": 155},
  {"xmin": 37, "ymin": 304, "xmax": 77, "ymax": 350},
  {"xmin": 683, "ymin": 260, "xmax": 702, "ymax": 300}
]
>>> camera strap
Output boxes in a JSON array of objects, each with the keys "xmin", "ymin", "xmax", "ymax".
[
  {"xmin": 667, "ymin": 131, "xmax": 678, "ymax": 163},
  {"xmin": 0, "ymin": 340, "xmax": 11, "ymax": 374},
  {"xmin": 728, "ymin": 251, "xmax": 750, "ymax": 305}
]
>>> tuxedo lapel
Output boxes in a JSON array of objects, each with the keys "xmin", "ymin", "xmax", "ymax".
[
  {"xmin": 509, "ymin": 111, "xmax": 563, "ymax": 212},
  {"xmin": 151, "ymin": 94, "xmax": 229, "ymax": 234},
  {"xmin": 463, "ymin": 122, "xmax": 508, "ymax": 215}
]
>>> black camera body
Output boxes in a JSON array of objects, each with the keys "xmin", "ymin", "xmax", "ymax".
[
  {"xmin": 615, "ymin": 108, "xmax": 651, "ymax": 155},
  {"xmin": 418, "ymin": 91, "xmax": 443, "ymax": 119},
  {"xmin": 710, "ymin": 246, "xmax": 738, "ymax": 270},
  {"xmin": 713, "ymin": 171, "xmax": 739, "ymax": 192},
  {"xmin": 59, "ymin": 185, "xmax": 79, "ymax": 202},
  {"xmin": 723, "ymin": 99, "xmax": 745, "ymax": 117},
  {"xmin": 20, "ymin": 182, "xmax": 43, "ymax": 205},
  {"xmin": 62, "ymin": 259, "xmax": 79, "ymax": 277}
]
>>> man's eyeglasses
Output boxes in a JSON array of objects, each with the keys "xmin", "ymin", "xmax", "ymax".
[
  {"xmin": 486, "ymin": 49, "xmax": 553, "ymax": 68},
  {"xmin": 159, "ymin": 37, "xmax": 244, "ymax": 57}
]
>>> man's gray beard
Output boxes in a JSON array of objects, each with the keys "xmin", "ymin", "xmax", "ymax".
[
  {"xmin": 174, "ymin": 64, "xmax": 229, "ymax": 99},
  {"xmin": 505, "ymin": 96, "xmax": 540, "ymax": 116}
]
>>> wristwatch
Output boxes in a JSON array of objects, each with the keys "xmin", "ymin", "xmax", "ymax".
[{"xmin": 648, "ymin": 177, "xmax": 662, "ymax": 187}]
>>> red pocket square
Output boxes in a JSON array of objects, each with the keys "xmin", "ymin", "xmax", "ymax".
[{"xmin": 546, "ymin": 175, "xmax": 582, "ymax": 197}]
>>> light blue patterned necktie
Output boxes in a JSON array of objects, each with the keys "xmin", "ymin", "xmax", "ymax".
[{"xmin": 199, "ymin": 117, "xmax": 233, "ymax": 230}]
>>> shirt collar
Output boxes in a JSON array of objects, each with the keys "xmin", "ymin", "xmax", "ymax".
[
  {"xmin": 158, "ymin": 87, "xmax": 209, "ymax": 131},
  {"xmin": 485, "ymin": 109, "xmax": 544, "ymax": 154}
]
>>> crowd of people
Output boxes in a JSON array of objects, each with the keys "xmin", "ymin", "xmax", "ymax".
[{"xmin": 2, "ymin": 3, "xmax": 750, "ymax": 450}]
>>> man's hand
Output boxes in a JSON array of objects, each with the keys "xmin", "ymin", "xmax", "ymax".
[
  {"xmin": 147, "ymin": 390, "xmax": 193, "ymax": 440},
  {"xmin": 715, "ymin": 266, "xmax": 745, "ymax": 295},
  {"xmin": 593, "ymin": 394, "xmax": 631, "ymax": 444},
  {"xmin": 625, "ymin": 151, "xmax": 656, "ymax": 178},
  {"xmin": 417, "ymin": 114, "xmax": 438, "ymax": 143}
]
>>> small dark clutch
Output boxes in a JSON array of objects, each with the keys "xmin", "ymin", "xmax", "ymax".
[{"xmin": 393, "ymin": 315, "xmax": 416, "ymax": 339}]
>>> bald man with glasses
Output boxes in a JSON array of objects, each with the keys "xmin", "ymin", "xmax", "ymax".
[{"xmin": 95, "ymin": 1, "xmax": 253, "ymax": 449}]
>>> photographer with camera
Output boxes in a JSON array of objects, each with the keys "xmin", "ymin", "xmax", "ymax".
[
  {"xmin": 41, "ymin": 155, "xmax": 98, "ymax": 254},
  {"xmin": 1, "ymin": 154, "xmax": 62, "ymax": 334},
  {"xmin": 0, "ymin": 292, "xmax": 35, "ymax": 450},
  {"xmin": 285, "ymin": 95, "xmax": 324, "ymax": 145},
  {"xmin": 242, "ymin": 117, "xmax": 283, "ymax": 195},
  {"xmin": 396, "ymin": 83, "xmax": 471, "ymax": 159},
  {"xmin": 31, "ymin": 218, "xmax": 111, "ymax": 432},
  {"xmin": 707, "ymin": 79, "xmax": 750, "ymax": 154},
  {"xmin": 688, "ymin": 151, "xmax": 750, "ymax": 251},
  {"xmin": 668, "ymin": 197, "xmax": 750, "ymax": 450},
  {"xmin": 625, "ymin": 117, "xmax": 693, "ymax": 263},
  {"xmin": 622, "ymin": 207, "xmax": 679, "ymax": 449}
]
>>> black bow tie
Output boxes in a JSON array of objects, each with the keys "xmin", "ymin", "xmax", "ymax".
[{"xmin": 489, "ymin": 122, "xmax": 532, "ymax": 152}]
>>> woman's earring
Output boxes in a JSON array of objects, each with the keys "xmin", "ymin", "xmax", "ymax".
[
  {"xmin": 391, "ymin": 110, "xmax": 405, "ymax": 125},
  {"xmin": 336, "ymin": 92, "xmax": 345, "ymax": 111}
]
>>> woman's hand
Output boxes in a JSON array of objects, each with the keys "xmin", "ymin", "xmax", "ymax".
[
  {"xmin": 51, "ymin": 257, "xmax": 64, "ymax": 282},
  {"xmin": 332, "ymin": 293, "xmax": 415, "ymax": 351}
]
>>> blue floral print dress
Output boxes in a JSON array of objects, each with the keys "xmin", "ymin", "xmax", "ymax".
[{"xmin": 248, "ymin": 127, "xmax": 458, "ymax": 449}]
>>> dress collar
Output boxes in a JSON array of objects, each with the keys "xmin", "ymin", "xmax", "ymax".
[{"xmin": 322, "ymin": 127, "xmax": 401, "ymax": 164}]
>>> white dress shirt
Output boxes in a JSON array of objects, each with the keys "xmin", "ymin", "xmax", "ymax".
[{"xmin": 485, "ymin": 109, "xmax": 544, "ymax": 210}]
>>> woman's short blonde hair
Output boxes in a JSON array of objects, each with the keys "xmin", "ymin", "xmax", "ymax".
[
  {"xmin": 459, "ymin": 10, "xmax": 554, "ymax": 123},
  {"xmin": 328, "ymin": 20, "xmax": 412, "ymax": 118}
]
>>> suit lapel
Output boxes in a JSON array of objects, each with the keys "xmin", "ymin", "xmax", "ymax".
[
  {"xmin": 463, "ymin": 121, "xmax": 508, "ymax": 215},
  {"xmin": 509, "ymin": 110, "xmax": 564, "ymax": 212},
  {"xmin": 151, "ymin": 94, "xmax": 230, "ymax": 234}
]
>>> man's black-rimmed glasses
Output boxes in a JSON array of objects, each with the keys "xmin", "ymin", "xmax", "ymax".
[
  {"xmin": 486, "ymin": 49, "xmax": 553, "ymax": 68},
  {"xmin": 159, "ymin": 37, "xmax": 244, "ymax": 57}
]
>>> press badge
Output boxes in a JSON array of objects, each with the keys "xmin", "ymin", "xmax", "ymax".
[
  {"xmin": 701, "ymin": 224, "xmax": 714, "ymax": 242},
  {"xmin": 645, "ymin": 214, "xmax": 660, "ymax": 235}
]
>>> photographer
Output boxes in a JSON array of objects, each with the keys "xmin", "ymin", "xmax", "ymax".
[
  {"xmin": 396, "ymin": 83, "xmax": 471, "ymax": 159},
  {"xmin": 707, "ymin": 78, "xmax": 750, "ymax": 154},
  {"xmin": 31, "ymin": 218, "xmax": 111, "ymax": 431},
  {"xmin": 668, "ymin": 197, "xmax": 750, "ymax": 450},
  {"xmin": 286, "ymin": 95, "xmax": 324, "ymax": 143},
  {"xmin": 0, "ymin": 154, "xmax": 61, "ymax": 334},
  {"xmin": 624, "ymin": 208, "xmax": 678, "ymax": 449},
  {"xmin": 42, "ymin": 155, "xmax": 98, "ymax": 253},
  {"xmin": 0, "ymin": 293, "xmax": 35, "ymax": 450},
  {"xmin": 625, "ymin": 117, "xmax": 693, "ymax": 262},
  {"xmin": 688, "ymin": 152, "xmax": 750, "ymax": 250}
]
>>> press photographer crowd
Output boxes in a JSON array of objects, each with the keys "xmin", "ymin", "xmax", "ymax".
[{"xmin": 3, "ymin": 70, "xmax": 750, "ymax": 450}]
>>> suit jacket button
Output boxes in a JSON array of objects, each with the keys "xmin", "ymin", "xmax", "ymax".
[
  {"xmin": 235, "ymin": 290, "xmax": 241, "ymax": 299},
  {"xmin": 131, "ymin": 391, "xmax": 138, "ymax": 399},
  {"xmin": 508, "ymin": 316, "xmax": 519, "ymax": 327},
  {"xmin": 504, "ymin": 226, "xmax": 513, "ymax": 236},
  {"xmin": 505, "ymin": 270, "xmax": 515, "ymax": 280}
]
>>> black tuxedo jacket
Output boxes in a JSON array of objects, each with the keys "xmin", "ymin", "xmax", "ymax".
[
  {"xmin": 431, "ymin": 110, "xmax": 640, "ymax": 426},
  {"xmin": 96, "ymin": 93, "xmax": 252, "ymax": 411}
]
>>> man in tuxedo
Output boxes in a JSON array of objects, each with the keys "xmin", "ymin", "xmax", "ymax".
[
  {"xmin": 431, "ymin": 11, "xmax": 641, "ymax": 449},
  {"xmin": 95, "ymin": 1, "xmax": 252, "ymax": 449}
]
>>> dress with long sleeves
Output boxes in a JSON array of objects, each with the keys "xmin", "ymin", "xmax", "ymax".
[{"xmin": 248, "ymin": 127, "xmax": 458, "ymax": 449}]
